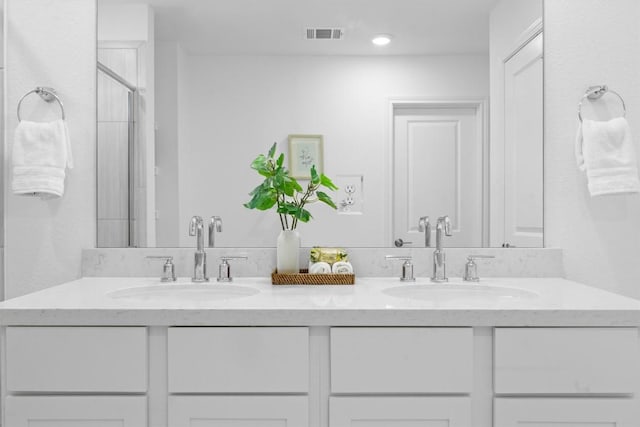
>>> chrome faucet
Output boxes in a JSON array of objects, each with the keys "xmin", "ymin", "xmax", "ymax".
[
  {"xmin": 208, "ymin": 216, "xmax": 223, "ymax": 247},
  {"xmin": 189, "ymin": 216, "xmax": 209, "ymax": 282},
  {"xmin": 431, "ymin": 215, "xmax": 452, "ymax": 283},
  {"xmin": 418, "ymin": 216, "xmax": 431, "ymax": 247}
]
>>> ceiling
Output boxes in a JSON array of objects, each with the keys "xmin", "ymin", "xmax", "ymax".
[{"xmin": 99, "ymin": 0, "xmax": 500, "ymax": 55}]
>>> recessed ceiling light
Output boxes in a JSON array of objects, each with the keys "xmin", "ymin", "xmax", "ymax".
[{"xmin": 372, "ymin": 34, "xmax": 392, "ymax": 46}]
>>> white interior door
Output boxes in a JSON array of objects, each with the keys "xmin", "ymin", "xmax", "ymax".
[
  {"xmin": 393, "ymin": 105, "xmax": 484, "ymax": 247},
  {"xmin": 503, "ymin": 33, "xmax": 543, "ymax": 247}
]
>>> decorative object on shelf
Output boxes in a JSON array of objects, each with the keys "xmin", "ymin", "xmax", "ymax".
[
  {"xmin": 288, "ymin": 134, "xmax": 324, "ymax": 179},
  {"xmin": 244, "ymin": 143, "xmax": 338, "ymax": 273},
  {"xmin": 271, "ymin": 269, "xmax": 355, "ymax": 285},
  {"xmin": 576, "ymin": 85, "xmax": 639, "ymax": 196},
  {"xmin": 277, "ymin": 229, "xmax": 301, "ymax": 273}
]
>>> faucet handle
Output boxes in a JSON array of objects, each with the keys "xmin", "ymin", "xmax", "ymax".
[
  {"xmin": 146, "ymin": 256, "xmax": 177, "ymax": 282},
  {"xmin": 463, "ymin": 255, "xmax": 495, "ymax": 282},
  {"xmin": 385, "ymin": 255, "xmax": 415, "ymax": 282},
  {"xmin": 218, "ymin": 256, "xmax": 248, "ymax": 282}
]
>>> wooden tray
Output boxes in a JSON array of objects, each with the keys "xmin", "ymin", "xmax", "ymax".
[{"xmin": 272, "ymin": 269, "xmax": 355, "ymax": 285}]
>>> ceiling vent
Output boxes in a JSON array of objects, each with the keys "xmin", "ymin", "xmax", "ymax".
[{"xmin": 305, "ymin": 28, "xmax": 344, "ymax": 40}]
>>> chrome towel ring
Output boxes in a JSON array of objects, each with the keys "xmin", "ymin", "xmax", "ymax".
[
  {"xmin": 17, "ymin": 87, "xmax": 66, "ymax": 122},
  {"xmin": 577, "ymin": 85, "xmax": 626, "ymax": 122}
]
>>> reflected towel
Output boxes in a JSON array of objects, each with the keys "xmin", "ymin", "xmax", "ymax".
[
  {"xmin": 332, "ymin": 261, "xmax": 354, "ymax": 274},
  {"xmin": 12, "ymin": 119, "xmax": 73, "ymax": 199},
  {"xmin": 575, "ymin": 117, "xmax": 640, "ymax": 196}
]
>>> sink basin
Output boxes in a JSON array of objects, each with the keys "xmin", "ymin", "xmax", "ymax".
[
  {"xmin": 382, "ymin": 284, "xmax": 538, "ymax": 301},
  {"xmin": 107, "ymin": 284, "xmax": 260, "ymax": 302}
]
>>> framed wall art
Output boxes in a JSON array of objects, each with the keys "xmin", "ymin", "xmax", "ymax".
[{"xmin": 288, "ymin": 134, "xmax": 324, "ymax": 179}]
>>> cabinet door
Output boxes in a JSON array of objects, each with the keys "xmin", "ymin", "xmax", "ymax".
[
  {"xmin": 169, "ymin": 396, "xmax": 308, "ymax": 426},
  {"xmin": 494, "ymin": 398, "xmax": 640, "ymax": 427},
  {"xmin": 330, "ymin": 396, "xmax": 471, "ymax": 427},
  {"xmin": 5, "ymin": 396, "xmax": 146, "ymax": 427}
]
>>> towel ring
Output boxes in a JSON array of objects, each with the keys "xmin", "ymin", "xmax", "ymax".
[
  {"xmin": 577, "ymin": 85, "xmax": 626, "ymax": 122},
  {"xmin": 17, "ymin": 87, "xmax": 66, "ymax": 122}
]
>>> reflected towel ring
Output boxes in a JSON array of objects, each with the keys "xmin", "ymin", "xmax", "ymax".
[
  {"xmin": 577, "ymin": 85, "xmax": 626, "ymax": 122},
  {"xmin": 17, "ymin": 87, "xmax": 66, "ymax": 122}
]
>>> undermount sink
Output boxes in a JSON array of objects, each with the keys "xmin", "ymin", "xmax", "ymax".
[
  {"xmin": 382, "ymin": 283, "xmax": 539, "ymax": 301},
  {"xmin": 107, "ymin": 284, "xmax": 260, "ymax": 302}
]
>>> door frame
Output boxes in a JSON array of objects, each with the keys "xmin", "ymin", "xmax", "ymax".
[
  {"xmin": 387, "ymin": 98, "xmax": 489, "ymax": 246},
  {"xmin": 491, "ymin": 19, "xmax": 543, "ymax": 247}
]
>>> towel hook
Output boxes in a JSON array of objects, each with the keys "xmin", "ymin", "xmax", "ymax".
[
  {"xmin": 17, "ymin": 87, "xmax": 66, "ymax": 122},
  {"xmin": 577, "ymin": 85, "xmax": 626, "ymax": 122}
]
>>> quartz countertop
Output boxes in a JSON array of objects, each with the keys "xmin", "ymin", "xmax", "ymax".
[{"xmin": 0, "ymin": 277, "xmax": 639, "ymax": 326}]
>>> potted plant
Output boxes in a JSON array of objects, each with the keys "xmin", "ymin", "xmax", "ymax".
[{"xmin": 244, "ymin": 143, "xmax": 338, "ymax": 273}]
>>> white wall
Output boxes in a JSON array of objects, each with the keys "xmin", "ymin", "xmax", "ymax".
[
  {"xmin": 545, "ymin": 0, "xmax": 640, "ymax": 299},
  {"xmin": 163, "ymin": 54, "xmax": 489, "ymax": 247},
  {"xmin": 4, "ymin": 0, "xmax": 96, "ymax": 298},
  {"xmin": 98, "ymin": 3, "xmax": 150, "ymax": 42},
  {"xmin": 155, "ymin": 42, "xmax": 181, "ymax": 247}
]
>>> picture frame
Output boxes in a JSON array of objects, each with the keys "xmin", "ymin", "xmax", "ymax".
[{"xmin": 288, "ymin": 134, "xmax": 324, "ymax": 179}]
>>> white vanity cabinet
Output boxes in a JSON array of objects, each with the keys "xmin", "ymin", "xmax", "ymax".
[
  {"xmin": 5, "ymin": 396, "xmax": 147, "ymax": 427},
  {"xmin": 494, "ymin": 398, "xmax": 639, "ymax": 426},
  {"xmin": 329, "ymin": 327, "xmax": 473, "ymax": 426},
  {"xmin": 494, "ymin": 328, "xmax": 640, "ymax": 426},
  {"xmin": 167, "ymin": 327, "xmax": 310, "ymax": 426},
  {"xmin": 4, "ymin": 326, "xmax": 148, "ymax": 425}
]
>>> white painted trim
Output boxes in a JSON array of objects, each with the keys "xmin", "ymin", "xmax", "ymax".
[
  {"xmin": 387, "ymin": 98, "xmax": 488, "ymax": 246},
  {"xmin": 490, "ymin": 18, "xmax": 544, "ymax": 247},
  {"xmin": 503, "ymin": 18, "xmax": 543, "ymax": 63}
]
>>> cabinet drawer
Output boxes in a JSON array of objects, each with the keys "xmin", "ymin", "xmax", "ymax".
[
  {"xmin": 6, "ymin": 396, "xmax": 147, "ymax": 427},
  {"xmin": 330, "ymin": 396, "xmax": 471, "ymax": 427},
  {"xmin": 169, "ymin": 396, "xmax": 308, "ymax": 426},
  {"xmin": 495, "ymin": 328, "xmax": 639, "ymax": 394},
  {"xmin": 331, "ymin": 327, "xmax": 473, "ymax": 393},
  {"xmin": 6, "ymin": 326, "xmax": 147, "ymax": 392},
  {"xmin": 168, "ymin": 327, "xmax": 309, "ymax": 393},
  {"xmin": 494, "ymin": 398, "xmax": 640, "ymax": 426}
]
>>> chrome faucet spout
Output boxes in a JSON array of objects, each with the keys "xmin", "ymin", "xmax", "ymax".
[
  {"xmin": 418, "ymin": 216, "xmax": 431, "ymax": 247},
  {"xmin": 431, "ymin": 215, "xmax": 452, "ymax": 283},
  {"xmin": 189, "ymin": 216, "xmax": 208, "ymax": 282},
  {"xmin": 208, "ymin": 216, "xmax": 223, "ymax": 247},
  {"xmin": 435, "ymin": 216, "xmax": 451, "ymax": 252}
]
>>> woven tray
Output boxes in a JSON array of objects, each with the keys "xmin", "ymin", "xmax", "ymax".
[{"xmin": 272, "ymin": 269, "xmax": 355, "ymax": 285}]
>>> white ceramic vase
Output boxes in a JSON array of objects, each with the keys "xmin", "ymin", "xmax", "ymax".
[{"xmin": 277, "ymin": 229, "xmax": 300, "ymax": 273}]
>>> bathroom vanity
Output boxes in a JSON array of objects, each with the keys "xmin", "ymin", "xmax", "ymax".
[{"xmin": 0, "ymin": 276, "xmax": 639, "ymax": 427}]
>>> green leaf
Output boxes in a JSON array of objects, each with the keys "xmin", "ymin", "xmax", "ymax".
[
  {"xmin": 244, "ymin": 188, "xmax": 277, "ymax": 210},
  {"xmin": 268, "ymin": 142, "xmax": 277, "ymax": 159},
  {"xmin": 250, "ymin": 154, "xmax": 267, "ymax": 171},
  {"xmin": 316, "ymin": 191, "xmax": 337, "ymax": 209},
  {"xmin": 276, "ymin": 153, "xmax": 284, "ymax": 168},
  {"xmin": 320, "ymin": 174, "xmax": 338, "ymax": 191},
  {"xmin": 294, "ymin": 208, "xmax": 312, "ymax": 223},
  {"xmin": 310, "ymin": 165, "xmax": 320, "ymax": 185},
  {"xmin": 277, "ymin": 202, "xmax": 298, "ymax": 215}
]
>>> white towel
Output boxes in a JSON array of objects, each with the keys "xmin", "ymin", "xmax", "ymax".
[
  {"xmin": 332, "ymin": 261, "xmax": 354, "ymax": 274},
  {"xmin": 12, "ymin": 119, "xmax": 73, "ymax": 199},
  {"xmin": 575, "ymin": 117, "xmax": 640, "ymax": 196},
  {"xmin": 309, "ymin": 262, "xmax": 332, "ymax": 274}
]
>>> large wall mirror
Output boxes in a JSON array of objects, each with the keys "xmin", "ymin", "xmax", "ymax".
[{"xmin": 96, "ymin": 0, "xmax": 543, "ymax": 248}]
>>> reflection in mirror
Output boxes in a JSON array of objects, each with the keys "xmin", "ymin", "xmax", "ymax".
[{"xmin": 96, "ymin": 0, "xmax": 543, "ymax": 248}]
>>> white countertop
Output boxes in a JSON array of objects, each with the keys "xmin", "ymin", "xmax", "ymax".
[{"xmin": 0, "ymin": 277, "xmax": 639, "ymax": 326}]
